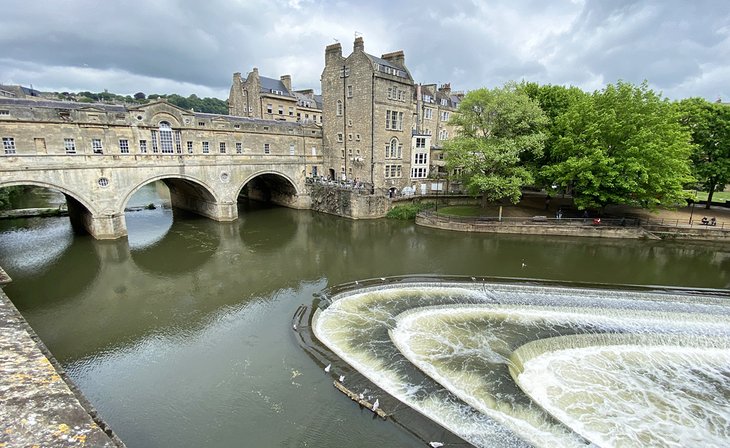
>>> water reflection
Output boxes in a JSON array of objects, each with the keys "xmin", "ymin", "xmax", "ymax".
[{"xmin": 0, "ymin": 194, "xmax": 729, "ymax": 447}]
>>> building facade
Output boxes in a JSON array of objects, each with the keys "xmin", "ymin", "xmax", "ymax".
[
  {"xmin": 228, "ymin": 69, "xmax": 323, "ymax": 125},
  {"xmin": 228, "ymin": 37, "xmax": 464, "ymax": 194}
]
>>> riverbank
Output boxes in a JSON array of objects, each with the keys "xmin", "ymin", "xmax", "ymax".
[
  {"xmin": 416, "ymin": 201, "xmax": 730, "ymax": 242},
  {"xmin": 0, "ymin": 285, "xmax": 125, "ymax": 447}
]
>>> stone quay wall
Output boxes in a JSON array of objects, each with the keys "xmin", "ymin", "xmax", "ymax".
[{"xmin": 0, "ymin": 285, "xmax": 125, "ymax": 447}]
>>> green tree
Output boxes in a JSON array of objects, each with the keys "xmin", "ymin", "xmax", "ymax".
[
  {"xmin": 520, "ymin": 82, "xmax": 588, "ymax": 188},
  {"xmin": 445, "ymin": 82, "xmax": 548, "ymax": 206},
  {"xmin": 676, "ymin": 98, "xmax": 730, "ymax": 208},
  {"xmin": 543, "ymin": 81, "xmax": 694, "ymax": 210}
]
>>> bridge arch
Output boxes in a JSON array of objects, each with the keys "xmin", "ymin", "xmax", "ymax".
[
  {"xmin": 237, "ymin": 171, "xmax": 301, "ymax": 207},
  {"xmin": 120, "ymin": 174, "xmax": 220, "ymax": 213},
  {"xmin": 0, "ymin": 179, "xmax": 97, "ymax": 215}
]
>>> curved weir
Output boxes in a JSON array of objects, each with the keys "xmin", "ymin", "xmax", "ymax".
[{"xmin": 311, "ymin": 280, "xmax": 730, "ymax": 448}]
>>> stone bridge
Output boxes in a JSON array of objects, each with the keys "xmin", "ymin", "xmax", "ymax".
[
  {"xmin": 0, "ymin": 98, "xmax": 324, "ymax": 239},
  {"xmin": 0, "ymin": 153, "xmax": 312, "ymax": 239}
]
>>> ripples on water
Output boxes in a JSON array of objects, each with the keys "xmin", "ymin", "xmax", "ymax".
[{"xmin": 313, "ymin": 282, "xmax": 730, "ymax": 448}]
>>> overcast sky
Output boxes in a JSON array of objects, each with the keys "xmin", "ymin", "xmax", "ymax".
[{"xmin": 2, "ymin": 0, "xmax": 728, "ymax": 101}]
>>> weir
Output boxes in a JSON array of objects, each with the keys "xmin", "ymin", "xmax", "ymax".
[{"xmin": 308, "ymin": 277, "xmax": 730, "ymax": 448}]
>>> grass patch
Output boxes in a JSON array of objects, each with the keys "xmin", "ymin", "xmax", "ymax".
[
  {"xmin": 386, "ymin": 202, "xmax": 435, "ymax": 220},
  {"xmin": 689, "ymin": 190, "xmax": 730, "ymax": 202}
]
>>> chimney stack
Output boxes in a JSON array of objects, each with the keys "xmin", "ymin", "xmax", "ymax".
[
  {"xmin": 280, "ymin": 75, "xmax": 292, "ymax": 92},
  {"xmin": 381, "ymin": 50, "xmax": 405, "ymax": 67},
  {"xmin": 354, "ymin": 36, "xmax": 364, "ymax": 52}
]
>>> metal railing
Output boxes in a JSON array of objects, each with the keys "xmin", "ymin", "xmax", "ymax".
[{"xmin": 420, "ymin": 211, "xmax": 728, "ymax": 231}]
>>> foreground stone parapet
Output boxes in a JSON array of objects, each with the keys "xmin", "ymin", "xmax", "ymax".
[{"xmin": 0, "ymin": 288, "xmax": 124, "ymax": 447}]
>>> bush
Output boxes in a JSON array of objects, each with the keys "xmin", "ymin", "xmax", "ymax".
[{"xmin": 386, "ymin": 202, "xmax": 435, "ymax": 220}]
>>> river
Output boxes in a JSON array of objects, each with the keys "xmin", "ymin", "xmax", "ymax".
[{"xmin": 0, "ymin": 183, "xmax": 728, "ymax": 447}]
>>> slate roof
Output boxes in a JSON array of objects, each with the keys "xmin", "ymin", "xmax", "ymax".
[
  {"xmin": 365, "ymin": 54, "xmax": 412, "ymax": 80},
  {"xmin": 259, "ymin": 76, "xmax": 293, "ymax": 97}
]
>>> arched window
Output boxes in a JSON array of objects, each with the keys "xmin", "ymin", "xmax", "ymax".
[
  {"xmin": 385, "ymin": 137, "xmax": 402, "ymax": 159},
  {"xmin": 336, "ymin": 100, "xmax": 343, "ymax": 116},
  {"xmin": 159, "ymin": 121, "xmax": 174, "ymax": 153}
]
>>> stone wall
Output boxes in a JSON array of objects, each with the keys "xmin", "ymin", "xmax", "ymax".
[{"xmin": 307, "ymin": 184, "xmax": 389, "ymax": 219}]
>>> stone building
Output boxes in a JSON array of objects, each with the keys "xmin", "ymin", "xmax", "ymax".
[
  {"xmin": 317, "ymin": 37, "xmax": 463, "ymax": 194},
  {"xmin": 321, "ymin": 37, "xmax": 417, "ymax": 193},
  {"xmin": 228, "ymin": 69, "xmax": 323, "ymax": 125},
  {"xmin": 0, "ymin": 97, "xmax": 321, "ymax": 172}
]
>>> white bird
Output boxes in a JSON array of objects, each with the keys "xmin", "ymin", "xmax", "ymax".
[
  {"xmin": 324, "ymin": 364, "xmax": 331, "ymax": 373},
  {"xmin": 429, "ymin": 442, "xmax": 444, "ymax": 448},
  {"xmin": 521, "ymin": 261, "xmax": 527, "ymax": 268},
  {"xmin": 354, "ymin": 280, "xmax": 359, "ymax": 285},
  {"xmin": 380, "ymin": 277, "xmax": 386, "ymax": 281},
  {"xmin": 339, "ymin": 375, "xmax": 345, "ymax": 382},
  {"xmin": 292, "ymin": 323, "xmax": 297, "ymax": 331},
  {"xmin": 372, "ymin": 399, "xmax": 379, "ymax": 412},
  {"xmin": 358, "ymin": 393, "xmax": 364, "ymax": 400},
  {"xmin": 471, "ymin": 276, "xmax": 476, "ymax": 281}
]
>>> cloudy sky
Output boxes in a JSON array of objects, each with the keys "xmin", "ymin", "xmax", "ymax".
[{"xmin": 1, "ymin": 0, "xmax": 729, "ymax": 101}]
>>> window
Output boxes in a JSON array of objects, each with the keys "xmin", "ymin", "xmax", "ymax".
[
  {"xmin": 348, "ymin": 133, "xmax": 353, "ymax": 141},
  {"xmin": 441, "ymin": 98, "xmax": 448, "ymax": 106},
  {"xmin": 119, "ymin": 139, "xmax": 129, "ymax": 154},
  {"xmin": 414, "ymin": 152, "xmax": 427, "ymax": 165},
  {"xmin": 236, "ymin": 142, "xmax": 242, "ymax": 154},
  {"xmin": 64, "ymin": 138, "xmax": 77, "ymax": 154},
  {"xmin": 151, "ymin": 130, "xmax": 159, "ymax": 153},
  {"xmin": 296, "ymin": 113, "xmax": 301, "ymax": 121},
  {"xmin": 202, "ymin": 141, "xmax": 209, "ymax": 154},
  {"xmin": 159, "ymin": 122, "xmax": 174, "ymax": 153},
  {"xmin": 385, "ymin": 138, "xmax": 402, "ymax": 159},
  {"xmin": 2, "ymin": 137, "xmax": 16, "ymax": 154},
  {"xmin": 187, "ymin": 141, "xmax": 193, "ymax": 154},
  {"xmin": 92, "ymin": 138, "xmax": 103, "ymax": 154},
  {"xmin": 311, "ymin": 147, "xmax": 317, "ymax": 156},
  {"xmin": 410, "ymin": 167, "xmax": 427, "ymax": 178},
  {"xmin": 337, "ymin": 133, "xmax": 343, "ymax": 143},
  {"xmin": 384, "ymin": 164, "xmax": 402, "ymax": 178},
  {"xmin": 424, "ymin": 108, "xmax": 432, "ymax": 119},
  {"xmin": 175, "ymin": 131, "xmax": 182, "ymax": 153},
  {"xmin": 439, "ymin": 129, "xmax": 449, "ymax": 140},
  {"xmin": 267, "ymin": 104, "xmax": 273, "ymax": 114},
  {"xmin": 336, "ymin": 100, "xmax": 343, "ymax": 116},
  {"xmin": 289, "ymin": 107, "xmax": 294, "ymax": 116},
  {"xmin": 139, "ymin": 139, "xmax": 147, "ymax": 153},
  {"xmin": 219, "ymin": 142, "xmax": 226, "ymax": 154},
  {"xmin": 416, "ymin": 137, "xmax": 426, "ymax": 148},
  {"xmin": 198, "ymin": 121, "xmax": 205, "ymax": 127},
  {"xmin": 278, "ymin": 106, "xmax": 284, "ymax": 115},
  {"xmin": 355, "ymin": 133, "xmax": 361, "ymax": 141},
  {"xmin": 424, "ymin": 94, "xmax": 432, "ymax": 103},
  {"xmin": 264, "ymin": 143, "xmax": 271, "ymax": 154},
  {"xmin": 441, "ymin": 111, "xmax": 450, "ymax": 121},
  {"xmin": 385, "ymin": 110, "xmax": 403, "ymax": 131},
  {"xmin": 234, "ymin": 124, "xmax": 241, "ymax": 129},
  {"xmin": 347, "ymin": 85, "xmax": 353, "ymax": 98},
  {"xmin": 289, "ymin": 143, "xmax": 295, "ymax": 155},
  {"xmin": 0, "ymin": 110, "xmax": 9, "ymax": 116}
]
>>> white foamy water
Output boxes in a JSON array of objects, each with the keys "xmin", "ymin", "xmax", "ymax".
[
  {"xmin": 312, "ymin": 282, "xmax": 730, "ymax": 448},
  {"xmin": 516, "ymin": 337, "xmax": 730, "ymax": 447}
]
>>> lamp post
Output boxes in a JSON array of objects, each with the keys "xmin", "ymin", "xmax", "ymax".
[{"xmin": 688, "ymin": 198, "xmax": 696, "ymax": 225}]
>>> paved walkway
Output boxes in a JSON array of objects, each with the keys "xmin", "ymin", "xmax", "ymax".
[{"xmin": 0, "ymin": 286, "xmax": 123, "ymax": 448}]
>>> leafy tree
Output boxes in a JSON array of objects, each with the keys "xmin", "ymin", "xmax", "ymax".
[
  {"xmin": 134, "ymin": 92, "xmax": 146, "ymax": 100},
  {"xmin": 543, "ymin": 81, "xmax": 694, "ymax": 210},
  {"xmin": 520, "ymin": 82, "xmax": 588, "ymax": 188},
  {"xmin": 676, "ymin": 98, "xmax": 730, "ymax": 208},
  {"xmin": 445, "ymin": 82, "xmax": 548, "ymax": 206}
]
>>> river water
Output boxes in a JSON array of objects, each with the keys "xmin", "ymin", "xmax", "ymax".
[{"xmin": 0, "ymin": 183, "xmax": 729, "ymax": 447}]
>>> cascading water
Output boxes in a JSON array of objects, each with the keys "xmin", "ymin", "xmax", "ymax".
[{"xmin": 310, "ymin": 279, "xmax": 730, "ymax": 448}]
